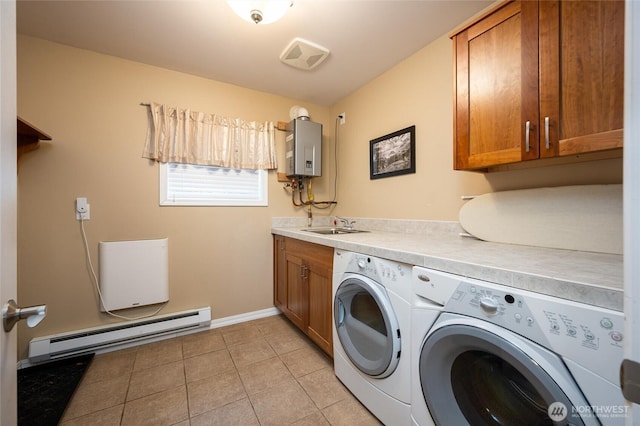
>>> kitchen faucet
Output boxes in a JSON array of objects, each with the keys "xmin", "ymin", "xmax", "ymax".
[{"xmin": 335, "ymin": 216, "xmax": 356, "ymax": 230}]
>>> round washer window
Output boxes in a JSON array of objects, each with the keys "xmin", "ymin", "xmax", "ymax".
[
  {"xmin": 419, "ymin": 324, "xmax": 585, "ymax": 426},
  {"xmin": 334, "ymin": 276, "xmax": 400, "ymax": 377},
  {"xmin": 451, "ymin": 350, "xmax": 554, "ymax": 424}
]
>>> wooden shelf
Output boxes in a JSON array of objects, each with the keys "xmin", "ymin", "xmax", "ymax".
[{"xmin": 17, "ymin": 117, "xmax": 52, "ymax": 161}]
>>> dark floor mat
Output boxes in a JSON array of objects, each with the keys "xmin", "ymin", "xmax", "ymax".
[{"xmin": 18, "ymin": 353, "xmax": 94, "ymax": 426}]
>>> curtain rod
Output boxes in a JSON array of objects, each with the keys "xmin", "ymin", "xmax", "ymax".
[{"xmin": 140, "ymin": 102, "xmax": 150, "ymax": 107}]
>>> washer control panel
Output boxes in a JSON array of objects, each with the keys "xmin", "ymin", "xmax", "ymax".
[
  {"xmin": 337, "ymin": 251, "xmax": 413, "ymax": 301},
  {"xmin": 444, "ymin": 278, "xmax": 623, "ymax": 384}
]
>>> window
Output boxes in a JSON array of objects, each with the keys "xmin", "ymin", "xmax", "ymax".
[{"xmin": 159, "ymin": 162, "xmax": 268, "ymax": 206}]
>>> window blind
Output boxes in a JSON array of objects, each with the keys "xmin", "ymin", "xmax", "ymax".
[{"xmin": 160, "ymin": 163, "xmax": 268, "ymax": 206}]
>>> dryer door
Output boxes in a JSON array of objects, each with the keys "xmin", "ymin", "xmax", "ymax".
[
  {"xmin": 419, "ymin": 315, "xmax": 596, "ymax": 426},
  {"xmin": 334, "ymin": 275, "xmax": 401, "ymax": 378}
]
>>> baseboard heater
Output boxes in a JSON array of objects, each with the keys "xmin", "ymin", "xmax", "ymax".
[{"xmin": 28, "ymin": 307, "xmax": 211, "ymax": 363}]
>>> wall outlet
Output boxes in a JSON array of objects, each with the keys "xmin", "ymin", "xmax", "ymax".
[
  {"xmin": 339, "ymin": 112, "xmax": 346, "ymax": 125},
  {"xmin": 76, "ymin": 197, "xmax": 90, "ymax": 220}
]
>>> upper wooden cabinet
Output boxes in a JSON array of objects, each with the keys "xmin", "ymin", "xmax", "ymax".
[
  {"xmin": 540, "ymin": 0, "xmax": 624, "ymax": 157},
  {"xmin": 452, "ymin": 0, "xmax": 624, "ymax": 171}
]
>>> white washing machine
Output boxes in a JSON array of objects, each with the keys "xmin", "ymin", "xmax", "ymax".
[
  {"xmin": 333, "ymin": 250, "xmax": 413, "ymax": 425},
  {"xmin": 411, "ymin": 266, "xmax": 625, "ymax": 426}
]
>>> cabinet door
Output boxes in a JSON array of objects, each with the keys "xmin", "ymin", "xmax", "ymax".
[
  {"xmin": 305, "ymin": 257, "xmax": 333, "ymax": 355},
  {"xmin": 453, "ymin": 1, "xmax": 540, "ymax": 170},
  {"xmin": 539, "ymin": 0, "xmax": 624, "ymax": 157},
  {"xmin": 284, "ymin": 251, "xmax": 307, "ymax": 331},
  {"xmin": 273, "ymin": 235, "xmax": 287, "ymax": 310},
  {"xmin": 272, "ymin": 237, "xmax": 334, "ymax": 356}
]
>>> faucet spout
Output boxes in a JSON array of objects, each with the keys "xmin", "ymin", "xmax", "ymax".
[{"xmin": 335, "ymin": 216, "xmax": 356, "ymax": 230}]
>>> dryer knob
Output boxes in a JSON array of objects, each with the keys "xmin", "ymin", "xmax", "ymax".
[
  {"xmin": 480, "ymin": 297, "xmax": 499, "ymax": 314},
  {"xmin": 357, "ymin": 260, "xmax": 366, "ymax": 269}
]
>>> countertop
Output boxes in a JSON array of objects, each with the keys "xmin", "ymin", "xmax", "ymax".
[{"xmin": 271, "ymin": 217, "xmax": 623, "ymax": 312}]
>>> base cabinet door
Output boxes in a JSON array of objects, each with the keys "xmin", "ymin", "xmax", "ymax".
[
  {"xmin": 284, "ymin": 251, "xmax": 306, "ymax": 331},
  {"xmin": 273, "ymin": 235, "xmax": 287, "ymax": 309},
  {"xmin": 305, "ymin": 257, "xmax": 333, "ymax": 355},
  {"xmin": 273, "ymin": 236, "xmax": 333, "ymax": 356}
]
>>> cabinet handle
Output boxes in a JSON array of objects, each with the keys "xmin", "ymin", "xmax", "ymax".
[
  {"xmin": 525, "ymin": 120, "xmax": 531, "ymax": 153},
  {"xmin": 300, "ymin": 265, "xmax": 308, "ymax": 280},
  {"xmin": 544, "ymin": 116, "xmax": 550, "ymax": 150}
]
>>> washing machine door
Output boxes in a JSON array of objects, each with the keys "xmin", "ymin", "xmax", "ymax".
[
  {"xmin": 334, "ymin": 274, "xmax": 401, "ymax": 378},
  {"xmin": 419, "ymin": 314, "xmax": 594, "ymax": 426}
]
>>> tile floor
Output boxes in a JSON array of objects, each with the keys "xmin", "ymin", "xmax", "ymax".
[{"xmin": 59, "ymin": 314, "xmax": 381, "ymax": 425}]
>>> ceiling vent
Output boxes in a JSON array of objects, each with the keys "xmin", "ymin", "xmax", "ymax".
[{"xmin": 280, "ymin": 38, "xmax": 330, "ymax": 71}]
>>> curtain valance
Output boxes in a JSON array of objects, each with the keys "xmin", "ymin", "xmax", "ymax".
[{"xmin": 143, "ymin": 102, "xmax": 277, "ymax": 170}]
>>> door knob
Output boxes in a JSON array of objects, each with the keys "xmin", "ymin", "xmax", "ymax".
[{"xmin": 2, "ymin": 299, "xmax": 47, "ymax": 332}]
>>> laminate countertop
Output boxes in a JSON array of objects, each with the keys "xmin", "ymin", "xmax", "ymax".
[{"xmin": 271, "ymin": 217, "xmax": 623, "ymax": 312}]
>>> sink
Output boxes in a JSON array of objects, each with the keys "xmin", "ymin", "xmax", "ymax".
[{"xmin": 302, "ymin": 227, "xmax": 369, "ymax": 235}]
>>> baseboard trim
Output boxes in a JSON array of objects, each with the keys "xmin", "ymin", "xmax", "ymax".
[{"xmin": 209, "ymin": 307, "xmax": 281, "ymax": 329}]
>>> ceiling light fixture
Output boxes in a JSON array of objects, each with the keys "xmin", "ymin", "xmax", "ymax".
[{"xmin": 226, "ymin": 0, "xmax": 293, "ymax": 25}]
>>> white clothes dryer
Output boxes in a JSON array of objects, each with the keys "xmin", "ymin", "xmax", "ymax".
[
  {"xmin": 411, "ymin": 266, "xmax": 625, "ymax": 426},
  {"xmin": 333, "ymin": 250, "xmax": 413, "ymax": 426}
]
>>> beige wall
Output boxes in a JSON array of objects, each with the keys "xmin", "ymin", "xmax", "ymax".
[
  {"xmin": 16, "ymin": 30, "xmax": 622, "ymax": 359},
  {"xmin": 16, "ymin": 35, "xmax": 333, "ymax": 359},
  {"xmin": 329, "ymin": 34, "xmax": 622, "ymax": 219}
]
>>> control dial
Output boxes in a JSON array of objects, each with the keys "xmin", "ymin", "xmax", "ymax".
[{"xmin": 480, "ymin": 297, "xmax": 499, "ymax": 314}]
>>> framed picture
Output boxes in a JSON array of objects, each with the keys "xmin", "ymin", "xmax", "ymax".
[{"xmin": 370, "ymin": 125, "xmax": 416, "ymax": 179}]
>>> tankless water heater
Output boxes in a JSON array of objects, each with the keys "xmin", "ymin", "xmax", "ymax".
[{"xmin": 285, "ymin": 118, "xmax": 322, "ymax": 178}]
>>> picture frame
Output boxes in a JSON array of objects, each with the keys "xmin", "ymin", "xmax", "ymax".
[{"xmin": 369, "ymin": 125, "xmax": 416, "ymax": 180}]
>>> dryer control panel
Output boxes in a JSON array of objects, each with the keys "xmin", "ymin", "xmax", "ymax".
[
  {"xmin": 448, "ymin": 279, "xmax": 623, "ymax": 385},
  {"xmin": 412, "ymin": 266, "xmax": 623, "ymax": 386}
]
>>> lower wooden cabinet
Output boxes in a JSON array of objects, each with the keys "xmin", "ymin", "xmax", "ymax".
[{"xmin": 273, "ymin": 235, "xmax": 333, "ymax": 356}]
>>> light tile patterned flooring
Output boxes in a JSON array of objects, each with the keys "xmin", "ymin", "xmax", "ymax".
[{"xmin": 59, "ymin": 314, "xmax": 381, "ymax": 425}]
